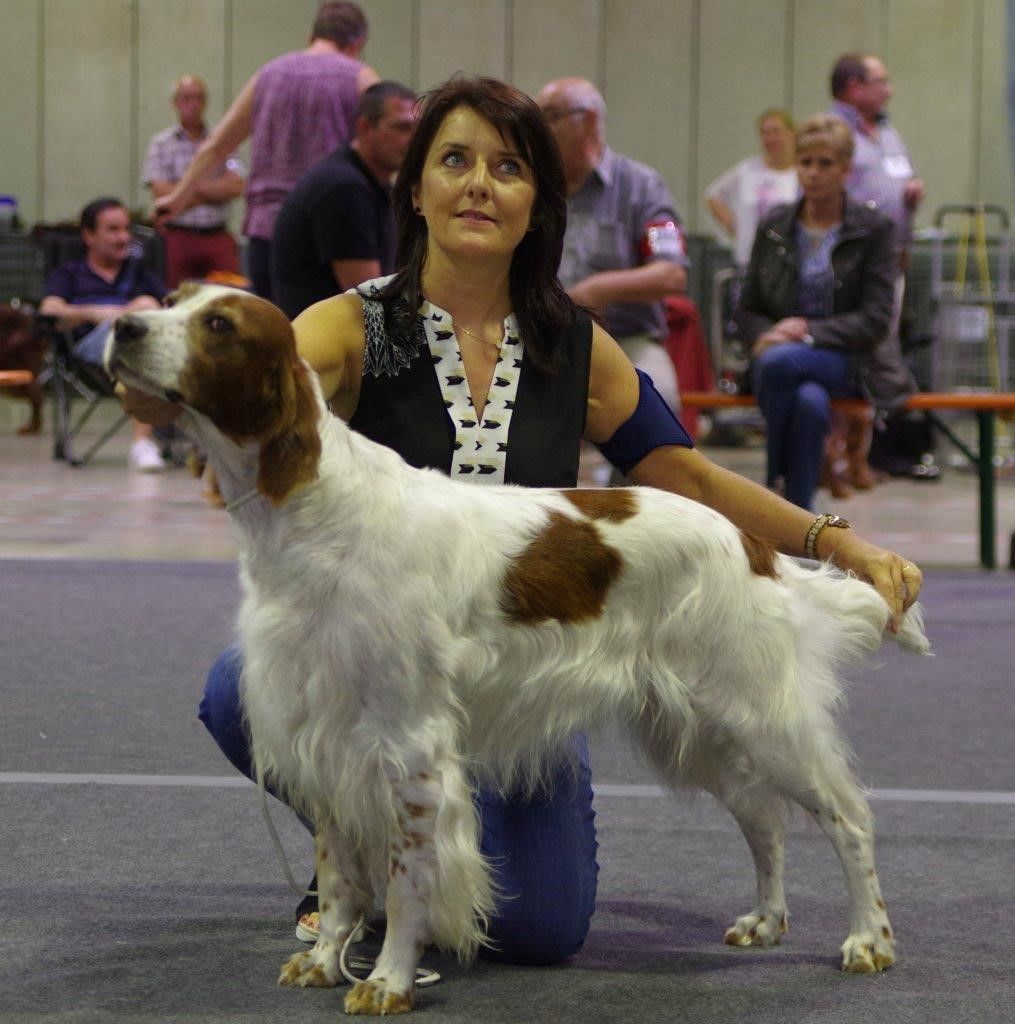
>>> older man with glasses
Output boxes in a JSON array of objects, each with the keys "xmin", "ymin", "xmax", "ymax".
[{"xmin": 536, "ymin": 78, "xmax": 688, "ymax": 444}]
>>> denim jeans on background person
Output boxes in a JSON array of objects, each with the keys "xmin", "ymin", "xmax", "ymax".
[
  {"xmin": 198, "ymin": 646, "xmax": 600, "ymax": 965},
  {"xmin": 751, "ymin": 342, "xmax": 855, "ymax": 510}
]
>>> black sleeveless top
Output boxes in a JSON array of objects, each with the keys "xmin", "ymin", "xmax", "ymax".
[{"xmin": 349, "ymin": 289, "xmax": 593, "ymax": 489}]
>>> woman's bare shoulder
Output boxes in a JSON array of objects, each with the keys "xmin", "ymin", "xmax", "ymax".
[{"xmin": 292, "ymin": 293, "xmax": 366, "ymax": 410}]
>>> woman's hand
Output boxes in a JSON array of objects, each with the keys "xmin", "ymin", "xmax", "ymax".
[
  {"xmin": 752, "ymin": 316, "xmax": 810, "ymax": 356},
  {"xmin": 819, "ymin": 529, "xmax": 923, "ymax": 631},
  {"xmin": 114, "ymin": 383, "xmax": 182, "ymax": 427}
]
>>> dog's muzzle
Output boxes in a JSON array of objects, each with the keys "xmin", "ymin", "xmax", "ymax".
[{"xmin": 114, "ymin": 314, "xmax": 149, "ymax": 345}]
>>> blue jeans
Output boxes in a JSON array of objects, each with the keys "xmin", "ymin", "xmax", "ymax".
[
  {"xmin": 751, "ymin": 343, "xmax": 856, "ymax": 510},
  {"xmin": 199, "ymin": 647, "xmax": 599, "ymax": 965}
]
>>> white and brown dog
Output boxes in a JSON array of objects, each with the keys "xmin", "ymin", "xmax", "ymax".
[{"xmin": 107, "ymin": 284, "xmax": 929, "ymax": 1016}]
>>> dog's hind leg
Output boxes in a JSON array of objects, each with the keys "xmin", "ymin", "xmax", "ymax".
[
  {"xmin": 715, "ymin": 785, "xmax": 791, "ymax": 948},
  {"xmin": 279, "ymin": 820, "xmax": 371, "ymax": 989},
  {"xmin": 763, "ymin": 757, "xmax": 895, "ymax": 973},
  {"xmin": 800, "ymin": 778, "xmax": 894, "ymax": 972}
]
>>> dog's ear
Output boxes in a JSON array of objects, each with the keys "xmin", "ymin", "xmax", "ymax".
[{"xmin": 257, "ymin": 356, "xmax": 322, "ymax": 505}]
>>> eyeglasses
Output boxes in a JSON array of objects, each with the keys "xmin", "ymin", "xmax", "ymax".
[{"xmin": 541, "ymin": 106, "xmax": 589, "ymax": 124}]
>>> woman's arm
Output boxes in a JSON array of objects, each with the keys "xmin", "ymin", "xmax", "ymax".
[
  {"xmin": 290, "ymin": 293, "xmax": 366, "ymax": 420},
  {"xmin": 584, "ymin": 322, "xmax": 922, "ymax": 623},
  {"xmin": 732, "ymin": 224, "xmax": 779, "ymax": 345}
]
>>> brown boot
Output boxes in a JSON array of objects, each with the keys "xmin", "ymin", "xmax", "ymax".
[{"xmin": 845, "ymin": 409, "xmax": 880, "ymax": 489}]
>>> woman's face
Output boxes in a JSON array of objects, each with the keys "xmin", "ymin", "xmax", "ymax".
[
  {"xmin": 796, "ymin": 144, "xmax": 850, "ymax": 204},
  {"xmin": 759, "ymin": 116, "xmax": 794, "ymax": 162},
  {"xmin": 412, "ymin": 105, "xmax": 537, "ymax": 267}
]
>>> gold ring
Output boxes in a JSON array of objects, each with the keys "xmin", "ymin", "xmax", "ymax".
[{"xmin": 902, "ymin": 564, "xmax": 913, "ymax": 573}]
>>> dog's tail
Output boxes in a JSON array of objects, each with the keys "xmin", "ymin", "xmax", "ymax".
[{"xmin": 783, "ymin": 557, "xmax": 931, "ymax": 660}]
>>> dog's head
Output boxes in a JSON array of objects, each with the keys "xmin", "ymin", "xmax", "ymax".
[{"xmin": 106, "ymin": 283, "xmax": 321, "ymax": 504}]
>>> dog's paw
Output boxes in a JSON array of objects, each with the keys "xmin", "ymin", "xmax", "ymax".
[
  {"xmin": 278, "ymin": 948, "xmax": 341, "ymax": 988},
  {"xmin": 840, "ymin": 931, "xmax": 895, "ymax": 973},
  {"xmin": 344, "ymin": 978, "xmax": 413, "ymax": 1015},
  {"xmin": 723, "ymin": 911, "xmax": 788, "ymax": 947}
]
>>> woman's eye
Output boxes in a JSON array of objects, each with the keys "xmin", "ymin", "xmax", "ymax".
[
  {"xmin": 442, "ymin": 151, "xmax": 466, "ymax": 167},
  {"xmin": 500, "ymin": 159, "xmax": 521, "ymax": 175}
]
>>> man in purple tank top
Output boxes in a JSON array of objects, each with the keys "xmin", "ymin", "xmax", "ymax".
[{"xmin": 154, "ymin": 2, "xmax": 380, "ymax": 300}]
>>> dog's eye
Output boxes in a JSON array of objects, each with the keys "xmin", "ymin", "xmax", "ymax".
[{"xmin": 207, "ymin": 315, "xmax": 232, "ymax": 333}]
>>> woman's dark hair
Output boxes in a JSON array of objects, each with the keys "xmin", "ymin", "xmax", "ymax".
[
  {"xmin": 381, "ymin": 75, "xmax": 576, "ymax": 372},
  {"xmin": 80, "ymin": 196, "xmax": 126, "ymax": 232}
]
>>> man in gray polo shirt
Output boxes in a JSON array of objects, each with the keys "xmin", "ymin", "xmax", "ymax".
[{"xmin": 536, "ymin": 77, "xmax": 688, "ymax": 416}]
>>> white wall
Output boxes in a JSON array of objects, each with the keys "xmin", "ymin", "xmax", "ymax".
[{"xmin": 1, "ymin": 0, "xmax": 1010, "ymax": 233}]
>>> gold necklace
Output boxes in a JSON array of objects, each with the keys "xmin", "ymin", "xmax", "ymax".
[{"xmin": 453, "ymin": 320, "xmax": 502, "ymax": 349}]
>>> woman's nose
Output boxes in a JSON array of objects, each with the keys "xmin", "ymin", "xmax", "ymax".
[{"xmin": 466, "ymin": 162, "xmax": 491, "ymax": 198}]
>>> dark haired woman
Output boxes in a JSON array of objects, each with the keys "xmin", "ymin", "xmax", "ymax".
[{"xmin": 123, "ymin": 77, "xmax": 923, "ymax": 966}]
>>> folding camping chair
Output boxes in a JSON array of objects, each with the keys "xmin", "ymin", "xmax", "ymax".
[{"xmin": 34, "ymin": 223, "xmax": 165, "ymax": 466}]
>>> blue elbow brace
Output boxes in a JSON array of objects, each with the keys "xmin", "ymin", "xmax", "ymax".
[{"xmin": 595, "ymin": 369, "xmax": 694, "ymax": 475}]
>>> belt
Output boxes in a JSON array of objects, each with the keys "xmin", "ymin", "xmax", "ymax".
[{"xmin": 165, "ymin": 223, "xmax": 228, "ymax": 235}]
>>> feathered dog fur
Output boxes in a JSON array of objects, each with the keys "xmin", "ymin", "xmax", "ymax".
[{"xmin": 107, "ymin": 284, "xmax": 930, "ymax": 1016}]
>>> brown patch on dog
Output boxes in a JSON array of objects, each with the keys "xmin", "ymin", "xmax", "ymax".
[
  {"xmin": 561, "ymin": 488, "xmax": 638, "ymax": 522},
  {"xmin": 401, "ymin": 802, "xmax": 429, "ymax": 818},
  {"xmin": 176, "ymin": 291, "xmax": 321, "ymax": 504},
  {"xmin": 739, "ymin": 530, "xmax": 778, "ymax": 578},
  {"xmin": 881, "ymin": 926, "xmax": 892, "ymax": 939},
  {"xmin": 502, "ymin": 512, "xmax": 624, "ymax": 624},
  {"xmin": 876, "ymin": 898, "xmax": 886, "ymax": 910}
]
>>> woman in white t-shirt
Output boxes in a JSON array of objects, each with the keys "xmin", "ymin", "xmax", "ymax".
[{"xmin": 706, "ymin": 109, "xmax": 798, "ymax": 268}]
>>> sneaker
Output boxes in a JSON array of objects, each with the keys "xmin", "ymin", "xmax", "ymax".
[{"xmin": 129, "ymin": 437, "xmax": 166, "ymax": 473}]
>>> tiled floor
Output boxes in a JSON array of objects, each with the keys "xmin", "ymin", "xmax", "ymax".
[{"xmin": 1, "ymin": 397, "xmax": 1013, "ymax": 569}]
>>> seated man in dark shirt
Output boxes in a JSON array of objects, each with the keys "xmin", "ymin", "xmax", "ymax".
[
  {"xmin": 271, "ymin": 81, "xmax": 416, "ymax": 320},
  {"xmin": 41, "ymin": 196, "xmax": 168, "ymax": 471}
]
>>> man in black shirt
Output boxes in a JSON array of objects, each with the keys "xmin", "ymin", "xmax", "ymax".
[{"xmin": 272, "ymin": 81, "xmax": 416, "ymax": 319}]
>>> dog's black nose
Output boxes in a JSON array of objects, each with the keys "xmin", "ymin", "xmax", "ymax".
[{"xmin": 114, "ymin": 314, "xmax": 148, "ymax": 344}]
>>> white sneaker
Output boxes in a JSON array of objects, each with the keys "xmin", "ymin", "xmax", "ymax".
[{"xmin": 129, "ymin": 437, "xmax": 166, "ymax": 473}]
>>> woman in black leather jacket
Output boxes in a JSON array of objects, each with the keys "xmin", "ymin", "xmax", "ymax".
[{"xmin": 734, "ymin": 113, "xmax": 913, "ymax": 509}]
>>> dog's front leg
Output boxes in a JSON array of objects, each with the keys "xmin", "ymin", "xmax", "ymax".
[
  {"xmin": 279, "ymin": 820, "xmax": 371, "ymax": 989},
  {"xmin": 344, "ymin": 775, "xmax": 438, "ymax": 1016}
]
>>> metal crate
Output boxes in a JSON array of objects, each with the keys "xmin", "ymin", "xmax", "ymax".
[{"xmin": 0, "ymin": 231, "xmax": 44, "ymax": 305}]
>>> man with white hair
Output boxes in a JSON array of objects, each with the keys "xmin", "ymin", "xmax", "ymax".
[{"xmin": 536, "ymin": 77, "xmax": 688, "ymax": 419}]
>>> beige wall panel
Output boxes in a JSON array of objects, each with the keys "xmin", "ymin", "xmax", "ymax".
[
  {"xmin": 417, "ymin": 0, "xmax": 506, "ymax": 89},
  {"xmin": 228, "ymin": 0, "xmax": 321, "ymax": 96},
  {"xmin": 602, "ymin": 0, "xmax": 694, "ymax": 225},
  {"xmin": 511, "ymin": 0, "xmax": 602, "ymax": 98},
  {"xmin": 975, "ymin": 0, "xmax": 1013, "ymax": 210},
  {"xmin": 791, "ymin": 0, "xmax": 883, "ymax": 117},
  {"xmin": 136, "ymin": 0, "xmax": 228, "ymax": 213},
  {"xmin": 886, "ymin": 0, "xmax": 977, "ymax": 227},
  {"xmin": 42, "ymin": 0, "xmax": 133, "ymax": 222},
  {"xmin": 360, "ymin": 0, "xmax": 417, "ymax": 85},
  {"xmin": 697, "ymin": 0, "xmax": 790, "ymax": 233},
  {"xmin": 0, "ymin": 0, "xmax": 41, "ymax": 223}
]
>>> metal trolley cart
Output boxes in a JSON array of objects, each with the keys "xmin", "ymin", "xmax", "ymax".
[{"xmin": 928, "ymin": 204, "xmax": 1013, "ymax": 472}]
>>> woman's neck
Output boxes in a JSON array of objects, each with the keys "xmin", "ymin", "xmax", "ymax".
[
  {"xmin": 800, "ymin": 196, "xmax": 844, "ymax": 230},
  {"xmin": 763, "ymin": 152, "xmax": 794, "ymax": 171},
  {"xmin": 421, "ymin": 255, "xmax": 513, "ymax": 325}
]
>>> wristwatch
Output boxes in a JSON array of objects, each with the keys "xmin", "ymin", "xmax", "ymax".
[{"xmin": 804, "ymin": 513, "xmax": 851, "ymax": 560}]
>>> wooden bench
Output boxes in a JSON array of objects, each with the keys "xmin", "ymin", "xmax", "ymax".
[
  {"xmin": 0, "ymin": 370, "xmax": 34, "ymax": 388},
  {"xmin": 680, "ymin": 390, "xmax": 1015, "ymax": 569}
]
